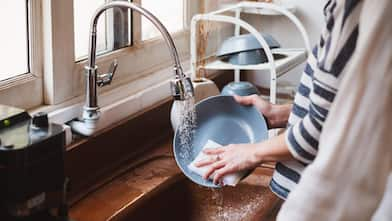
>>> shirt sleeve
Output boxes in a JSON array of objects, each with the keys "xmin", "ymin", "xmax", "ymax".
[
  {"xmin": 285, "ymin": 99, "xmax": 323, "ymax": 164},
  {"xmin": 285, "ymin": 0, "xmax": 362, "ymax": 165},
  {"xmin": 283, "ymin": 44, "xmax": 325, "ymax": 165},
  {"xmin": 277, "ymin": 0, "xmax": 392, "ymax": 220},
  {"xmin": 285, "ymin": 51, "xmax": 337, "ymax": 165}
]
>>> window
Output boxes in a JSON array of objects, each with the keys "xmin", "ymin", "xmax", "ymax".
[
  {"xmin": 74, "ymin": 0, "xmax": 185, "ymax": 59},
  {"xmin": 0, "ymin": 0, "xmax": 197, "ymax": 110},
  {"xmin": 0, "ymin": 0, "xmax": 29, "ymax": 81},
  {"xmin": 74, "ymin": 0, "xmax": 132, "ymax": 60},
  {"xmin": 141, "ymin": 0, "xmax": 185, "ymax": 40}
]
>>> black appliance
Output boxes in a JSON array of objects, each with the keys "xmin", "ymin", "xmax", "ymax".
[{"xmin": 0, "ymin": 105, "xmax": 70, "ymax": 221}]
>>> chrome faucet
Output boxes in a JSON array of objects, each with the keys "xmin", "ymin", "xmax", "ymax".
[{"xmin": 71, "ymin": 1, "xmax": 194, "ymax": 136}]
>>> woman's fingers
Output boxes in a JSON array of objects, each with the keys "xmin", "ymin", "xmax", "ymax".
[
  {"xmin": 233, "ymin": 95, "xmax": 257, "ymax": 106},
  {"xmin": 203, "ymin": 161, "xmax": 225, "ymax": 180},
  {"xmin": 213, "ymin": 166, "xmax": 236, "ymax": 185},
  {"xmin": 203, "ymin": 147, "xmax": 225, "ymax": 155},
  {"xmin": 194, "ymin": 156, "xmax": 216, "ymax": 167}
]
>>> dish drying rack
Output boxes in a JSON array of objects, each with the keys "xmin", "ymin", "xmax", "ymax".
[{"xmin": 190, "ymin": 1, "xmax": 311, "ymax": 104}]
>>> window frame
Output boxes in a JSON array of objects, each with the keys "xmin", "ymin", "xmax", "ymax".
[
  {"xmin": 0, "ymin": 0, "xmax": 44, "ymax": 109},
  {"xmin": 0, "ymin": 0, "xmax": 199, "ymax": 109}
]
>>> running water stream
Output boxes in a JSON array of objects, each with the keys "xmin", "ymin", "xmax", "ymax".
[{"xmin": 177, "ymin": 97, "xmax": 197, "ymax": 161}]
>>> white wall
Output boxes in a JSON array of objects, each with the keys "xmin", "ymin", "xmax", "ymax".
[{"xmin": 242, "ymin": 0, "xmax": 325, "ymax": 88}]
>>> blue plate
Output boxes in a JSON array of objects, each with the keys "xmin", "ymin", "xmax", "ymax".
[{"xmin": 173, "ymin": 96, "xmax": 268, "ymax": 187}]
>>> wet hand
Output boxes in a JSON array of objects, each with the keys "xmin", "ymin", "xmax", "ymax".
[
  {"xmin": 194, "ymin": 143, "xmax": 260, "ymax": 185},
  {"xmin": 234, "ymin": 95, "xmax": 291, "ymax": 128},
  {"xmin": 234, "ymin": 94, "xmax": 272, "ymax": 114}
]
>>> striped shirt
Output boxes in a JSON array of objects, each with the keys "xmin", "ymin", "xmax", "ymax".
[{"xmin": 270, "ymin": 0, "xmax": 364, "ymax": 199}]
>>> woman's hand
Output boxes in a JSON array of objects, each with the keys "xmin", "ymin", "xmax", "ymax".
[
  {"xmin": 234, "ymin": 95, "xmax": 292, "ymax": 128},
  {"xmin": 194, "ymin": 134, "xmax": 295, "ymax": 185},
  {"xmin": 194, "ymin": 143, "xmax": 261, "ymax": 185}
]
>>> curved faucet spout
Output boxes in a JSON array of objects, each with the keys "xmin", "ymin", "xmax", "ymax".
[
  {"xmin": 71, "ymin": 1, "xmax": 194, "ymax": 136},
  {"xmin": 88, "ymin": 2, "xmax": 183, "ymax": 75}
]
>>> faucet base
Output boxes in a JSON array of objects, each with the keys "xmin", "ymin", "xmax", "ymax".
[
  {"xmin": 70, "ymin": 106, "xmax": 100, "ymax": 136},
  {"xmin": 82, "ymin": 106, "xmax": 100, "ymax": 121},
  {"xmin": 69, "ymin": 119, "xmax": 98, "ymax": 137}
]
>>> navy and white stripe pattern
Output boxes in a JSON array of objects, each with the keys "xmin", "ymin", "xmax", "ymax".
[{"xmin": 270, "ymin": 0, "xmax": 363, "ymax": 199}]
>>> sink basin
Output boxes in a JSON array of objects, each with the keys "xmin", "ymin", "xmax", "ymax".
[{"xmin": 109, "ymin": 168, "xmax": 281, "ymax": 221}]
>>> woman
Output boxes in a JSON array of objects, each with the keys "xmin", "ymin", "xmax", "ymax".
[{"xmin": 197, "ymin": 0, "xmax": 363, "ymax": 199}]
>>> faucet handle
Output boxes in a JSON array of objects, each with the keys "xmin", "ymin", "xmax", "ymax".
[{"xmin": 98, "ymin": 60, "xmax": 118, "ymax": 87}]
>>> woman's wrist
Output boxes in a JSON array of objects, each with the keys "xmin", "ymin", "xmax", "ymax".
[
  {"xmin": 266, "ymin": 103, "xmax": 292, "ymax": 128},
  {"xmin": 249, "ymin": 143, "xmax": 266, "ymax": 165},
  {"xmin": 253, "ymin": 133, "xmax": 293, "ymax": 163}
]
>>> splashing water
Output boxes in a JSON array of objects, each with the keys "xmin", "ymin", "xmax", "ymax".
[
  {"xmin": 208, "ymin": 187, "xmax": 268, "ymax": 221},
  {"xmin": 177, "ymin": 97, "xmax": 197, "ymax": 161}
]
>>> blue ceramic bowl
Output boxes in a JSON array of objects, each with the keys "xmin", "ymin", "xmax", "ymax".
[
  {"xmin": 221, "ymin": 81, "xmax": 260, "ymax": 96},
  {"xmin": 221, "ymin": 49, "xmax": 268, "ymax": 65},
  {"xmin": 217, "ymin": 33, "xmax": 280, "ymax": 65},
  {"xmin": 216, "ymin": 33, "xmax": 280, "ymax": 57},
  {"xmin": 173, "ymin": 95, "xmax": 268, "ymax": 187}
]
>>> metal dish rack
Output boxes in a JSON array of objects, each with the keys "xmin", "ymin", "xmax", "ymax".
[{"xmin": 190, "ymin": 1, "xmax": 311, "ymax": 104}]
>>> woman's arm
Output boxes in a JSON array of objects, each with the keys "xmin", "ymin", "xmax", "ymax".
[
  {"xmin": 195, "ymin": 132, "xmax": 294, "ymax": 185},
  {"xmin": 254, "ymin": 132, "xmax": 294, "ymax": 162}
]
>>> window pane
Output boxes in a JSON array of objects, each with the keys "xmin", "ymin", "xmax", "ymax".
[
  {"xmin": 141, "ymin": 0, "xmax": 184, "ymax": 40},
  {"xmin": 74, "ymin": 0, "xmax": 132, "ymax": 60},
  {"xmin": 74, "ymin": 0, "xmax": 107, "ymax": 60},
  {"xmin": 0, "ymin": 0, "xmax": 29, "ymax": 81}
]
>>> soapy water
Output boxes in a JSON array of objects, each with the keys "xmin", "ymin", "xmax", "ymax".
[{"xmin": 177, "ymin": 97, "xmax": 197, "ymax": 161}]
